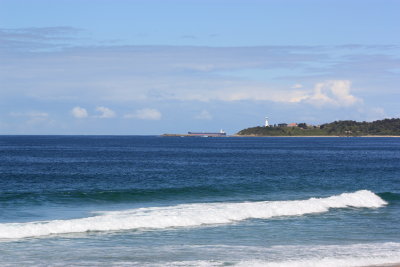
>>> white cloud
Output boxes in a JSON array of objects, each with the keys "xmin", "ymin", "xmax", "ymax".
[
  {"xmin": 9, "ymin": 111, "xmax": 49, "ymax": 117},
  {"xmin": 0, "ymin": 42, "xmax": 381, "ymax": 111},
  {"xmin": 95, "ymin": 106, "xmax": 116, "ymax": 118},
  {"xmin": 0, "ymin": 44, "xmax": 331, "ymax": 104},
  {"xmin": 371, "ymin": 107, "xmax": 385, "ymax": 117},
  {"xmin": 161, "ymin": 79, "xmax": 309, "ymax": 103},
  {"xmin": 124, "ymin": 108, "xmax": 162, "ymax": 120},
  {"xmin": 186, "ymin": 80, "xmax": 359, "ymax": 107},
  {"xmin": 71, "ymin": 106, "xmax": 88, "ymax": 118},
  {"xmin": 294, "ymin": 80, "xmax": 362, "ymax": 107},
  {"xmin": 8, "ymin": 111, "xmax": 52, "ymax": 126},
  {"xmin": 291, "ymin": 83, "xmax": 303, "ymax": 89},
  {"xmin": 357, "ymin": 106, "xmax": 386, "ymax": 121},
  {"xmin": 195, "ymin": 110, "xmax": 212, "ymax": 120}
]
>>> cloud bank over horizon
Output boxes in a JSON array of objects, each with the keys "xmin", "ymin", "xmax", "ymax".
[{"xmin": 1, "ymin": 0, "xmax": 399, "ymax": 134}]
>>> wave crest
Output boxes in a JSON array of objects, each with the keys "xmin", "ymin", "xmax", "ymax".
[{"xmin": 0, "ymin": 190, "xmax": 387, "ymax": 239}]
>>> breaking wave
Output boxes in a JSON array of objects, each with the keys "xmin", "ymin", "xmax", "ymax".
[{"xmin": 0, "ymin": 190, "xmax": 387, "ymax": 239}]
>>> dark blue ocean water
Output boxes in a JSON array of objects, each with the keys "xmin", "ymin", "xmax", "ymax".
[{"xmin": 0, "ymin": 136, "xmax": 399, "ymax": 266}]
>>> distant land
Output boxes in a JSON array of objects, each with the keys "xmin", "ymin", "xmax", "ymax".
[{"xmin": 236, "ymin": 118, "xmax": 400, "ymax": 137}]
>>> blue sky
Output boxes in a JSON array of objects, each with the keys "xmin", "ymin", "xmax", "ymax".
[{"xmin": 1, "ymin": 0, "xmax": 399, "ymax": 134}]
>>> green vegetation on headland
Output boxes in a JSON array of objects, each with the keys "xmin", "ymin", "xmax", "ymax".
[{"xmin": 236, "ymin": 118, "xmax": 400, "ymax": 137}]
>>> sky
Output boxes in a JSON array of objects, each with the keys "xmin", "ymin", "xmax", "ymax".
[{"xmin": 1, "ymin": 0, "xmax": 400, "ymax": 135}]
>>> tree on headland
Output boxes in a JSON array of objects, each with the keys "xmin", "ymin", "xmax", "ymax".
[{"xmin": 236, "ymin": 118, "xmax": 400, "ymax": 136}]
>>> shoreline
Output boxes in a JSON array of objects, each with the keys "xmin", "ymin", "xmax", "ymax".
[
  {"xmin": 231, "ymin": 135, "xmax": 400, "ymax": 138},
  {"xmin": 162, "ymin": 134, "xmax": 400, "ymax": 138}
]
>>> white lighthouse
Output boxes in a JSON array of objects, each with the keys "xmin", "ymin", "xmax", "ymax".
[{"xmin": 265, "ymin": 117, "xmax": 269, "ymax": 127}]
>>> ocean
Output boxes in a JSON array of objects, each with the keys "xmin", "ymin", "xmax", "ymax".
[{"xmin": 0, "ymin": 136, "xmax": 399, "ymax": 266}]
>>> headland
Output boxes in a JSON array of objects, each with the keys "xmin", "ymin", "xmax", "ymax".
[{"xmin": 236, "ymin": 118, "xmax": 400, "ymax": 137}]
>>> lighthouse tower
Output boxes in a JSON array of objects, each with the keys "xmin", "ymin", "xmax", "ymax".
[{"xmin": 265, "ymin": 117, "xmax": 269, "ymax": 127}]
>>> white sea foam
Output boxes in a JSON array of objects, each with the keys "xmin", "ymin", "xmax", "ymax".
[
  {"xmin": 234, "ymin": 257, "xmax": 400, "ymax": 267},
  {"xmin": 0, "ymin": 190, "xmax": 387, "ymax": 239},
  {"xmin": 160, "ymin": 257, "xmax": 400, "ymax": 267},
  {"xmin": 138, "ymin": 243, "xmax": 400, "ymax": 267},
  {"xmin": 2, "ymin": 242, "xmax": 400, "ymax": 266}
]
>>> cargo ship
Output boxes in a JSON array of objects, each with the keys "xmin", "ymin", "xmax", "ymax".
[
  {"xmin": 187, "ymin": 129, "xmax": 226, "ymax": 137},
  {"xmin": 162, "ymin": 129, "xmax": 227, "ymax": 137}
]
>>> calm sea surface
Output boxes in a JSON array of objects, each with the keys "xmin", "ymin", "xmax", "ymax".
[{"xmin": 0, "ymin": 136, "xmax": 399, "ymax": 266}]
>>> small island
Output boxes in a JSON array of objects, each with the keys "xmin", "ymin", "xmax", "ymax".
[{"xmin": 236, "ymin": 118, "xmax": 400, "ymax": 137}]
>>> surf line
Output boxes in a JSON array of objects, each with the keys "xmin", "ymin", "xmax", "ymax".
[{"xmin": 0, "ymin": 190, "xmax": 387, "ymax": 239}]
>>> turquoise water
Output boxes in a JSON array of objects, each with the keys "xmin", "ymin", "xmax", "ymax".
[{"xmin": 0, "ymin": 136, "xmax": 399, "ymax": 266}]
